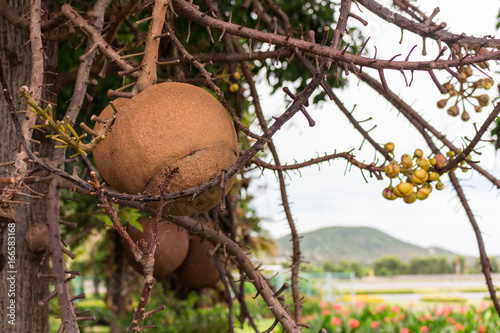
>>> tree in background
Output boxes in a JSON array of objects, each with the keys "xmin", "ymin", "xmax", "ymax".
[
  {"xmin": 407, "ymin": 256, "xmax": 454, "ymax": 275},
  {"xmin": 373, "ymin": 256, "xmax": 408, "ymax": 276},
  {"xmin": 0, "ymin": 0, "xmax": 500, "ymax": 332}
]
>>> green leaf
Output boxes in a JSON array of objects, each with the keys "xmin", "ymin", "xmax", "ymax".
[{"xmin": 94, "ymin": 205, "xmax": 144, "ymax": 232}]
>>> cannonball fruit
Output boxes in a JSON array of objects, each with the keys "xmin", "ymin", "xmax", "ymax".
[
  {"xmin": 123, "ymin": 216, "xmax": 189, "ymax": 280},
  {"xmin": 93, "ymin": 82, "xmax": 239, "ymax": 216},
  {"xmin": 175, "ymin": 234, "xmax": 220, "ymax": 289}
]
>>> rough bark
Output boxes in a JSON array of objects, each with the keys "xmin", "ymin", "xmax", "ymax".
[{"xmin": 0, "ymin": 1, "xmax": 57, "ymax": 332}]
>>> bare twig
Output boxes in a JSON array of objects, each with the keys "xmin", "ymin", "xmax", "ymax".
[
  {"xmin": 136, "ymin": 0, "xmax": 169, "ymax": 92},
  {"xmin": 448, "ymin": 171, "xmax": 500, "ymax": 315}
]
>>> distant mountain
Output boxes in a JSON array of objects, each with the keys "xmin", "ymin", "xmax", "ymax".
[{"xmin": 276, "ymin": 226, "xmax": 459, "ymax": 264}]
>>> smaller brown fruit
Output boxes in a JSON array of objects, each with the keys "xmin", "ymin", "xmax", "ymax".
[
  {"xmin": 25, "ymin": 222, "xmax": 49, "ymax": 254},
  {"xmin": 175, "ymin": 231, "xmax": 221, "ymax": 289},
  {"xmin": 123, "ymin": 216, "xmax": 189, "ymax": 280},
  {"xmin": 434, "ymin": 154, "xmax": 447, "ymax": 169}
]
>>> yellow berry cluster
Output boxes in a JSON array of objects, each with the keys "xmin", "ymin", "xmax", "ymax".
[
  {"xmin": 382, "ymin": 143, "xmax": 446, "ymax": 204},
  {"xmin": 437, "ymin": 47, "xmax": 494, "ymax": 121},
  {"xmin": 216, "ymin": 70, "xmax": 242, "ymax": 93}
]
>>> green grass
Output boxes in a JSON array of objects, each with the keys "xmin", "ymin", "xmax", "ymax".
[
  {"xmin": 234, "ymin": 318, "xmax": 277, "ymax": 333},
  {"xmin": 354, "ymin": 287, "xmax": 488, "ymax": 295}
]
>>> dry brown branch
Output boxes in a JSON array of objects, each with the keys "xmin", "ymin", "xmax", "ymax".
[
  {"xmin": 169, "ymin": 215, "xmax": 300, "ymax": 332},
  {"xmin": 47, "ymin": 179, "xmax": 79, "ymax": 332},
  {"xmin": 250, "ymin": 153, "xmax": 384, "ymax": 178},
  {"xmin": 60, "ymin": 4, "xmax": 139, "ymax": 78},
  {"xmin": 441, "ymin": 103, "xmax": 500, "ymax": 172},
  {"xmin": 171, "ymin": 0, "xmax": 500, "ymax": 71},
  {"xmin": 126, "ymin": 170, "xmax": 172, "ymax": 333},
  {"xmin": 215, "ymin": 253, "xmax": 234, "ymax": 333},
  {"xmin": 448, "ymin": 171, "xmax": 500, "ymax": 315},
  {"xmin": 136, "ymin": 0, "xmax": 169, "ymax": 92},
  {"xmin": 358, "ymin": 0, "xmax": 500, "ymax": 48},
  {"xmin": 65, "ymin": 0, "xmax": 113, "ymax": 125}
]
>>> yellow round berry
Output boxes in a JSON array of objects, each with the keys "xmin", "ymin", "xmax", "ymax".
[
  {"xmin": 382, "ymin": 186, "xmax": 397, "ymax": 201},
  {"xmin": 412, "ymin": 169, "xmax": 429, "ymax": 185},
  {"xmin": 414, "ymin": 149, "xmax": 424, "ymax": 159},
  {"xmin": 384, "ymin": 142, "xmax": 395, "ymax": 153},
  {"xmin": 401, "ymin": 154, "xmax": 413, "ymax": 168},
  {"xmin": 384, "ymin": 161, "xmax": 400, "ymax": 179},
  {"xmin": 417, "ymin": 158, "xmax": 430, "ymax": 171},
  {"xmin": 428, "ymin": 172, "xmax": 440, "ymax": 182},
  {"xmin": 436, "ymin": 181, "xmax": 445, "ymax": 190},
  {"xmin": 403, "ymin": 192, "xmax": 417, "ymax": 204},
  {"xmin": 394, "ymin": 182, "xmax": 414, "ymax": 197},
  {"xmin": 416, "ymin": 187, "xmax": 431, "ymax": 200},
  {"xmin": 229, "ymin": 83, "xmax": 239, "ymax": 93}
]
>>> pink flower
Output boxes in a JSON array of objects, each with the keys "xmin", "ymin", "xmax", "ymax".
[
  {"xmin": 391, "ymin": 305, "xmax": 401, "ymax": 313},
  {"xmin": 348, "ymin": 318, "xmax": 359, "ymax": 329},
  {"xmin": 370, "ymin": 321, "xmax": 379, "ymax": 328},
  {"xmin": 400, "ymin": 328, "xmax": 410, "ymax": 333},
  {"xmin": 454, "ymin": 323, "xmax": 465, "ymax": 332},
  {"xmin": 319, "ymin": 300, "xmax": 328, "ymax": 309},
  {"xmin": 478, "ymin": 302, "xmax": 489, "ymax": 312},
  {"xmin": 420, "ymin": 326, "xmax": 429, "ymax": 333},
  {"xmin": 447, "ymin": 317, "xmax": 455, "ymax": 325},
  {"xmin": 458, "ymin": 305, "xmax": 466, "ymax": 314},
  {"xmin": 333, "ymin": 303, "xmax": 344, "ymax": 311},
  {"xmin": 478, "ymin": 326, "xmax": 486, "ymax": 333},
  {"xmin": 377, "ymin": 303, "xmax": 386, "ymax": 312},
  {"xmin": 321, "ymin": 309, "xmax": 330, "ymax": 316},
  {"xmin": 331, "ymin": 316, "xmax": 342, "ymax": 326},
  {"xmin": 424, "ymin": 313, "xmax": 431, "ymax": 320}
]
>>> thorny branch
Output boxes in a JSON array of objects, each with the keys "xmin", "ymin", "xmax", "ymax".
[
  {"xmin": 251, "ymin": 153, "xmax": 384, "ymax": 179},
  {"xmin": 171, "ymin": 0, "xmax": 500, "ymax": 71},
  {"xmin": 1, "ymin": 0, "xmax": 500, "ymax": 331},
  {"xmin": 449, "ymin": 171, "xmax": 500, "ymax": 316},
  {"xmin": 136, "ymin": 0, "xmax": 169, "ymax": 92}
]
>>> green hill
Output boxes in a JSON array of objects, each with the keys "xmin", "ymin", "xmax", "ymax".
[{"xmin": 276, "ymin": 226, "xmax": 458, "ymax": 264}]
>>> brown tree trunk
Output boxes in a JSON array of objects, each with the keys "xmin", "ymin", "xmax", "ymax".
[{"xmin": 0, "ymin": 1, "xmax": 57, "ymax": 332}]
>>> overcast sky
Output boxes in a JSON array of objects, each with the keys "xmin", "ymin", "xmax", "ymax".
[{"xmin": 249, "ymin": 0, "xmax": 500, "ymax": 257}]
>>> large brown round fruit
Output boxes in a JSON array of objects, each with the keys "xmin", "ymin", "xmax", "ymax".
[
  {"xmin": 175, "ymin": 234, "xmax": 220, "ymax": 289},
  {"xmin": 93, "ymin": 82, "xmax": 239, "ymax": 215},
  {"xmin": 123, "ymin": 216, "xmax": 189, "ymax": 280}
]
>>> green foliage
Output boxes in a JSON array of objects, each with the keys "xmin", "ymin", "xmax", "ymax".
[
  {"xmin": 407, "ymin": 256, "xmax": 454, "ymax": 275},
  {"xmin": 119, "ymin": 289, "xmax": 229, "ymax": 333},
  {"xmin": 373, "ymin": 255, "xmax": 407, "ymax": 276},
  {"xmin": 472, "ymin": 257, "xmax": 499, "ymax": 274},
  {"xmin": 322, "ymin": 259, "xmax": 368, "ymax": 277},
  {"xmin": 94, "ymin": 204, "xmax": 144, "ymax": 232}
]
